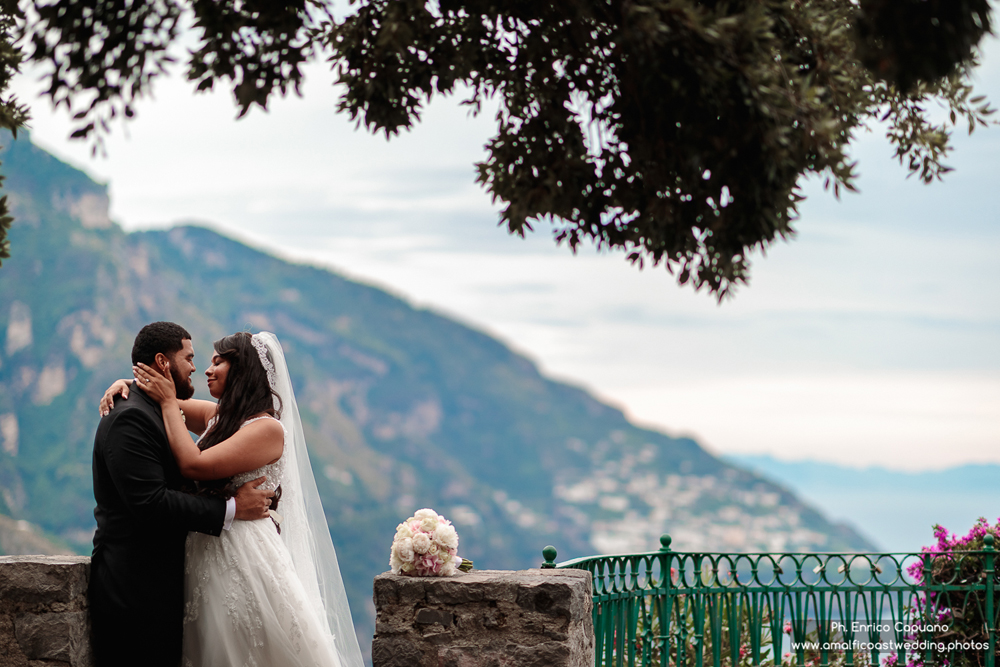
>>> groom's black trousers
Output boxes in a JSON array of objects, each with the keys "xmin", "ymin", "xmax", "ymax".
[
  {"xmin": 90, "ymin": 387, "xmax": 225, "ymax": 667},
  {"xmin": 90, "ymin": 538, "xmax": 189, "ymax": 665}
]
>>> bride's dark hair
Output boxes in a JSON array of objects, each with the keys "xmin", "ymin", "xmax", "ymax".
[{"xmin": 198, "ymin": 332, "xmax": 283, "ymax": 452}]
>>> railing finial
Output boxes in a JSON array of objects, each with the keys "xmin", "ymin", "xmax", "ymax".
[
  {"xmin": 659, "ymin": 534, "xmax": 672, "ymax": 551},
  {"xmin": 986, "ymin": 533, "xmax": 995, "ymax": 550},
  {"xmin": 541, "ymin": 545, "xmax": 558, "ymax": 568}
]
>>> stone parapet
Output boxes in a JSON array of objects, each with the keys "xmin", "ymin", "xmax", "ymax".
[
  {"xmin": 0, "ymin": 555, "xmax": 92, "ymax": 667},
  {"xmin": 1, "ymin": 558, "xmax": 596, "ymax": 667},
  {"xmin": 372, "ymin": 568, "xmax": 594, "ymax": 667}
]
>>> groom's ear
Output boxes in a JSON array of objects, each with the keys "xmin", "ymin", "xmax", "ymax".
[{"xmin": 153, "ymin": 352, "xmax": 170, "ymax": 375}]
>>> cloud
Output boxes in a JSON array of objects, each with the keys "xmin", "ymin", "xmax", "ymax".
[{"xmin": 616, "ymin": 372, "xmax": 1000, "ymax": 470}]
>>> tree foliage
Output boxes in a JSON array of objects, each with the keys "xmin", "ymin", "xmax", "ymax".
[
  {"xmin": 857, "ymin": 0, "xmax": 992, "ymax": 93},
  {"xmin": 22, "ymin": 0, "xmax": 324, "ymax": 146},
  {"xmin": 0, "ymin": 0, "xmax": 996, "ymax": 295},
  {"xmin": 0, "ymin": 0, "xmax": 29, "ymax": 268},
  {"xmin": 328, "ymin": 0, "xmax": 995, "ymax": 295}
]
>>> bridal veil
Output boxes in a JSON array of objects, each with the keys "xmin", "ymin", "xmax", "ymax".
[{"xmin": 255, "ymin": 332, "xmax": 365, "ymax": 667}]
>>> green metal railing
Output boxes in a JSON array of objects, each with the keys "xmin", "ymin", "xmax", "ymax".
[{"xmin": 541, "ymin": 535, "xmax": 998, "ymax": 667}]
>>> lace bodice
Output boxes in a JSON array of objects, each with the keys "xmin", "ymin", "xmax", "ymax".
[{"xmin": 207, "ymin": 415, "xmax": 287, "ymax": 491}]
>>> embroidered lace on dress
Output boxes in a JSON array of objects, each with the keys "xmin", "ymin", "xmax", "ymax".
[{"xmin": 230, "ymin": 415, "xmax": 286, "ymax": 491}]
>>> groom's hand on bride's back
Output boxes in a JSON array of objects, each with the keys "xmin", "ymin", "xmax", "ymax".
[{"xmin": 233, "ymin": 476, "xmax": 274, "ymax": 521}]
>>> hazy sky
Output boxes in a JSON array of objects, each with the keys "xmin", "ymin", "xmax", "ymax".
[{"xmin": 11, "ymin": 28, "xmax": 999, "ymax": 471}]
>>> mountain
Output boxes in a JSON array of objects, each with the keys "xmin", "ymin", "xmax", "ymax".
[
  {"xmin": 0, "ymin": 514, "xmax": 73, "ymax": 556},
  {"xmin": 0, "ymin": 131, "xmax": 874, "ymax": 653},
  {"xmin": 728, "ymin": 454, "xmax": 1000, "ymax": 552}
]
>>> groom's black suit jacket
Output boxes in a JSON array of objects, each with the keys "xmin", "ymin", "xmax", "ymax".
[{"xmin": 90, "ymin": 384, "xmax": 225, "ymax": 667}]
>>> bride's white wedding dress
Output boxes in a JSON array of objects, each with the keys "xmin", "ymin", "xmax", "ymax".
[
  {"xmin": 183, "ymin": 417, "xmax": 341, "ymax": 667},
  {"xmin": 181, "ymin": 332, "xmax": 364, "ymax": 667}
]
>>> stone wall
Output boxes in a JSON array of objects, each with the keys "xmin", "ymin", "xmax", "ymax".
[
  {"xmin": 1, "ymin": 559, "xmax": 596, "ymax": 667},
  {"xmin": 0, "ymin": 556, "xmax": 92, "ymax": 667},
  {"xmin": 372, "ymin": 569, "xmax": 594, "ymax": 667}
]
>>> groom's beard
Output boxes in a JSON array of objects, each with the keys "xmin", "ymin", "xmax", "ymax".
[{"xmin": 171, "ymin": 365, "xmax": 195, "ymax": 400}]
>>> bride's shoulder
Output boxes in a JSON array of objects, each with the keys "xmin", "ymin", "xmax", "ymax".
[{"xmin": 240, "ymin": 413, "xmax": 284, "ymax": 437}]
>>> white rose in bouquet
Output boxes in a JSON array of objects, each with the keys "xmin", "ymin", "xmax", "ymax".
[
  {"xmin": 394, "ymin": 537, "xmax": 415, "ymax": 563},
  {"xmin": 440, "ymin": 558, "xmax": 458, "ymax": 577},
  {"xmin": 412, "ymin": 533, "xmax": 432, "ymax": 555},
  {"xmin": 434, "ymin": 523, "xmax": 459, "ymax": 550}
]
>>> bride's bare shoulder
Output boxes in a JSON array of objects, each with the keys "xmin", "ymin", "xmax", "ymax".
[{"xmin": 241, "ymin": 414, "xmax": 283, "ymax": 436}]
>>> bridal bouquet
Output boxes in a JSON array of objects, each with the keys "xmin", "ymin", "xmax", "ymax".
[{"xmin": 390, "ymin": 509, "xmax": 473, "ymax": 577}]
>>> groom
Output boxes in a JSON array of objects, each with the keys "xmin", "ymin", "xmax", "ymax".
[{"xmin": 89, "ymin": 321, "xmax": 274, "ymax": 667}]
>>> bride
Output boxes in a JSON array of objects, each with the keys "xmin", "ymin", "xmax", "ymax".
[{"xmin": 102, "ymin": 331, "xmax": 364, "ymax": 667}]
